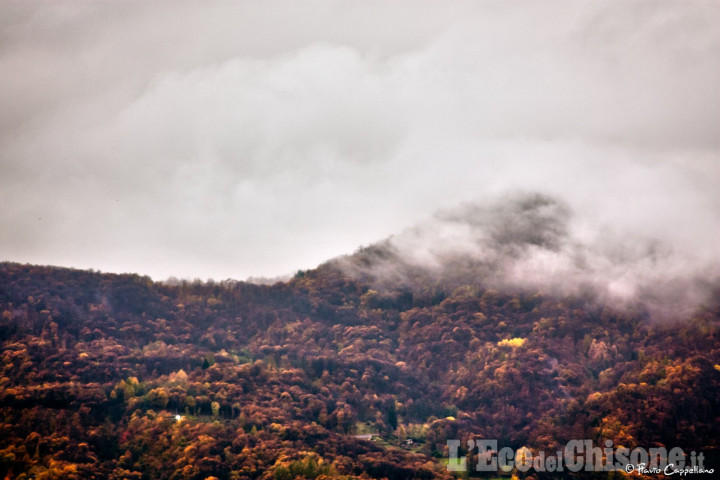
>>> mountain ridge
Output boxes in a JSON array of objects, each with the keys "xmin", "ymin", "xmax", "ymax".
[{"xmin": 0, "ymin": 257, "xmax": 718, "ymax": 479}]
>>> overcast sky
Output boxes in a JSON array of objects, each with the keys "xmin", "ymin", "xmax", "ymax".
[{"xmin": 1, "ymin": 1, "xmax": 718, "ymax": 281}]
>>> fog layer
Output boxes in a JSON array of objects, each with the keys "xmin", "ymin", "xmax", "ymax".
[{"xmin": 338, "ymin": 192, "xmax": 718, "ymax": 321}]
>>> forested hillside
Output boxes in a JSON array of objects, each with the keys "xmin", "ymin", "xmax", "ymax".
[{"xmin": 1, "ymin": 257, "xmax": 718, "ymax": 479}]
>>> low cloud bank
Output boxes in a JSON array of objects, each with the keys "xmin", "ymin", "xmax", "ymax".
[{"xmin": 337, "ymin": 192, "xmax": 719, "ymax": 322}]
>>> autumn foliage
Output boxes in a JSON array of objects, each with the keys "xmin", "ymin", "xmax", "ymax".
[{"xmin": 0, "ymin": 261, "xmax": 718, "ymax": 479}]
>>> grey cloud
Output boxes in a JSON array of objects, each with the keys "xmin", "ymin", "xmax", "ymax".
[{"xmin": 0, "ymin": 1, "xmax": 718, "ymax": 283}]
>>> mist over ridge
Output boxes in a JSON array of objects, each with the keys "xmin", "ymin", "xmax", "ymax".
[{"xmin": 335, "ymin": 191, "xmax": 719, "ymax": 322}]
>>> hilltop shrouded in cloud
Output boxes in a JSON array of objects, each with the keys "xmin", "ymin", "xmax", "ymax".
[
  {"xmin": 337, "ymin": 192, "xmax": 719, "ymax": 322},
  {"xmin": 0, "ymin": 1, "xmax": 718, "ymax": 282},
  {"xmin": 1, "ymin": 4, "xmax": 720, "ymax": 479}
]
